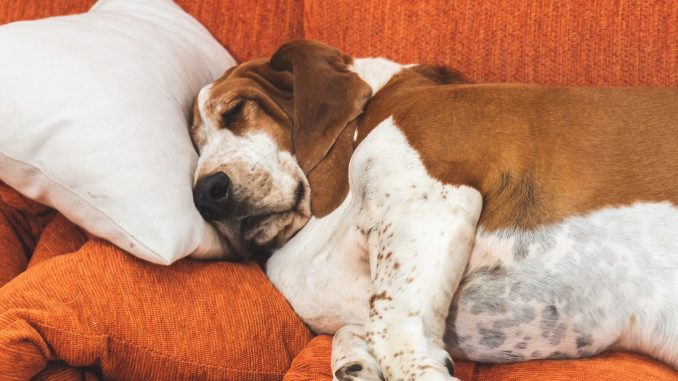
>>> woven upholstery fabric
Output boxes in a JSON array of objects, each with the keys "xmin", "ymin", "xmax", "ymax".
[
  {"xmin": 0, "ymin": 0, "xmax": 303, "ymax": 62},
  {"xmin": 0, "ymin": 186, "xmax": 313, "ymax": 381},
  {"xmin": 27, "ymin": 214, "xmax": 88, "ymax": 269},
  {"xmin": 282, "ymin": 336, "xmax": 333, "ymax": 381},
  {"xmin": 0, "ymin": 183, "xmax": 54, "ymax": 288},
  {"xmin": 31, "ymin": 363, "xmax": 100, "ymax": 381},
  {"xmin": 473, "ymin": 351, "xmax": 678, "ymax": 381},
  {"xmin": 1, "ymin": 1, "xmax": 674, "ymax": 83},
  {"xmin": 282, "ymin": 336, "xmax": 478, "ymax": 381},
  {"xmin": 0, "ymin": 210, "xmax": 29, "ymax": 287},
  {"xmin": 304, "ymin": 0, "xmax": 678, "ymax": 86},
  {"xmin": 176, "ymin": 0, "xmax": 304, "ymax": 61},
  {"xmin": 0, "ymin": 0, "xmax": 93, "ymax": 22},
  {"xmin": 284, "ymin": 336, "xmax": 678, "ymax": 381}
]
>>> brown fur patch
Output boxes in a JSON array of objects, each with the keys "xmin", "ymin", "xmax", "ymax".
[
  {"xmin": 270, "ymin": 40, "xmax": 372, "ymax": 174},
  {"xmin": 306, "ymin": 122, "xmax": 355, "ymax": 216},
  {"xmin": 409, "ymin": 64, "xmax": 469, "ymax": 85},
  {"xmin": 192, "ymin": 41, "xmax": 371, "ymax": 219},
  {"xmin": 356, "ymin": 69, "xmax": 678, "ymax": 231}
]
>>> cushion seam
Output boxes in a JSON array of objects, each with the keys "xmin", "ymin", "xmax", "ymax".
[{"xmin": 10, "ymin": 316, "xmax": 287, "ymax": 376}]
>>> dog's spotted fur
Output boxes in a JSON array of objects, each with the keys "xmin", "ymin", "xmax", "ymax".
[
  {"xmin": 270, "ymin": 115, "xmax": 678, "ymax": 381},
  {"xmin": 191, "ymin": 41, "xmax": 678, "ymax": 380},
  {"xmin": 449, "ymin": 202, "xmax": 678, "ymax": 366}
]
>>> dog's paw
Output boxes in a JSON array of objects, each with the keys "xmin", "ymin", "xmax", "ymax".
[
  {"xmin": 387, "ymin": 350, "xmax": 458, "ymax": 381},
  {"xmin": 334, "ymin": 361, "xmax": 384, "ymax": 381},
  {"xmin": 432, "ymin": 346, "xmax": 456, "ymax": 377}
]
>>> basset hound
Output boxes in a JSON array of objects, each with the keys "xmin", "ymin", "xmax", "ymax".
[{"xmin": 189, "ymin": 40, "xmax": 678, "ymax": 381}]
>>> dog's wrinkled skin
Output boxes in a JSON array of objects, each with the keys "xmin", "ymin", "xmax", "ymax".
[
  {"xmin": 191, "ymin": 40, "xmax": 678, "ymax": 380},
  {"xmin": 191, "ymin": 70, "xmax": 310, "ymax": 258},
  {"xmin": 190, "ymin": 45, "xmax": 370, "ymax": 258}
]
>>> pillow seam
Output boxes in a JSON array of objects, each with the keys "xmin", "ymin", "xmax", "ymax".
[{"xmin": 0, "ymin": 151, "xmax": 167, "ymax": 263}]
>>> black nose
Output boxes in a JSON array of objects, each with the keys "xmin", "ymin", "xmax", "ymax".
[{"xmin": 193, "ymin": 172, "xmax": 232, "ymax": 220}]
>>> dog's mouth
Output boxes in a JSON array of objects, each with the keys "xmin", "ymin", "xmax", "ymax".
[
  {"xmin": 242, "ymin": 180, "xmax": 305, "ymax": 224},
  {"xmin": 210, "ymin": 178, "xmax": 310, "ymax": 261},
  {"xmin": 234, "ymin": 180, "xmax": 310, "ymax": 253}
]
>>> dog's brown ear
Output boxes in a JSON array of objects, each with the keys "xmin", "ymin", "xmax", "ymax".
[{"xmin": 270, "ymin": 40, "xmax": 372, "ymax": 174}]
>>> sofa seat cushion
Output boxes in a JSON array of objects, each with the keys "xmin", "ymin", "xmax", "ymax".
[
  {"xmin": 283, "ymin": 334, "xmax": 678, "ymax": 381},
  {"xmin": 0, "ymin": 186, "xmax": 313, "ymax": 380}
]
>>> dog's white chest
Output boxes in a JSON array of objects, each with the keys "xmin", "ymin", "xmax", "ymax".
[
  {"xmin": 266, "ymin": 194, "xmax": 371, "ymax": 333},
  {"xmin": 266, "ymin": 116, "xmax": 482, "ymax": 334}
]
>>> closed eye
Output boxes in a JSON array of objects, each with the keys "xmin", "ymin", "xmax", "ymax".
[{"xmin": 221, "ymin": 101, "xmax": 244, "ymax": 129}]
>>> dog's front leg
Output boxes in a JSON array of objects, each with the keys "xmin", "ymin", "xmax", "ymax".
[{"xmin": 362, "ymin": 185, "xmax": 482, "ymax": 381}]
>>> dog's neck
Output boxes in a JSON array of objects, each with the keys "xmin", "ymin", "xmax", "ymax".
[{"xmin": 306, "ymin": 58, "xmax": 406, "ymax": 217}]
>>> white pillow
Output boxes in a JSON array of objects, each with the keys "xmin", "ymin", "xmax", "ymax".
[{"xmin": 0, "ymin": 0, "xmax": 234, "ymax": 264}]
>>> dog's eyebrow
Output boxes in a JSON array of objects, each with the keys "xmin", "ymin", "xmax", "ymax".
[{"xmin": 220, "ymin": 100, "xmax": 245, "ymax": 129}]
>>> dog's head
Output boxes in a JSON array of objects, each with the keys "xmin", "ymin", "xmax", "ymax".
[{"xmin": 190, "ymin": 40, "xmax": 372, "ymax": 259}]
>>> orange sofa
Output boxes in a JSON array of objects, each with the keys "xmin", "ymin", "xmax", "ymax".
[{"xmin": 1, "ymin": 1, "xmax": 677, "ymax": 380}]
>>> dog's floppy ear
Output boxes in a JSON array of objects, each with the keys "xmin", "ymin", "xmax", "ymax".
[{"xmin": 269, "ymin": 40, "xmax": 372, "ymax": 174}]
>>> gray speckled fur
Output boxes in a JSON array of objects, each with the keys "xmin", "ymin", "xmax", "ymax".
[{"xmin": 446, "ymin": 202, "xmax": 678, "ymax": 367}]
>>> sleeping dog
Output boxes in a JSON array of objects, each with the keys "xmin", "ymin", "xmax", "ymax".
[{"xmin": 189, "ymin": 40, "xmax": 678, "ymax": 380}]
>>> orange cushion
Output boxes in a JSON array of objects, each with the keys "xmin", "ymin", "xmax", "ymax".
[
  {"xmin": 285, "ymin": 335, "xmax": 678, "ymax": 381},
  {"xmin": 0, "ymin": 209, "xmax": 28, "ymax": 287},
  {"xmin": 31, "ymin": 362, "xmax": 100, "ymax": 381},
  {"xmin": 283, "ymin": 336, "xmax": 332, "ymax": 381},
  {"xmin": 0, "ymin": 183, "xmax": 55, "ymax": 287},
  {"xmin": 0, "ymin": 196, "xmax": 313, "ymax": 380},
  {"xmin": 474, "ymin": 351, "xmax": 678, "ymax": 381},
  {"xmin": 304, "ymin": 0, "xmax": 678, "ymax": 86}
]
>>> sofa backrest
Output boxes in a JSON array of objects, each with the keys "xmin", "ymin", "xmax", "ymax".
[{"xmin": 2, "ymin": 0, "xmax": 676, "ymax": 86}]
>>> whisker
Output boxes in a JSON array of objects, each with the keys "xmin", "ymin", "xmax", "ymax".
[{"xmin": 251, "ymin": 149, "xmax": 277, "ymax": 171}]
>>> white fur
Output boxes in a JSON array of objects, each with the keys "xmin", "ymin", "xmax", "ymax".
[
  {"xmin": 267, "ymin": 118, "xmax": 678, "ymax": 380},
  {"xmin": 333, "ymin": 325, "xmax": 384, "ymax": 381},
  {"xmin": 196, "ymin": 131, "xmax": 302, "ymax": 217},
  {"xmin": 197, "ymin": 84, "xmax": 215, "ymax": 130},
  {"xmin": 192, "ymin": 83, "xmax": 311, "ymax": 254},
  {"xmin": 449, "ymin": 203, "xmax": 678, "ymax": 367},
  {"xmin": 349, "ymin": 58, "xmax": 405, "ymax": 94},
  {"xmin": 246, "ymin": 57, "xmax": 678, "ymax": 380},
  {"xmin": 267, "ymin": 193, "xmax": 371, "ymax": 334},
  {"xmin": 195, "ymin": 84, "xmax": 303, "ymax": 214},
  {"xmin": 268, "ymin": 117, "xmax": 483, "ymax": 381}
]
